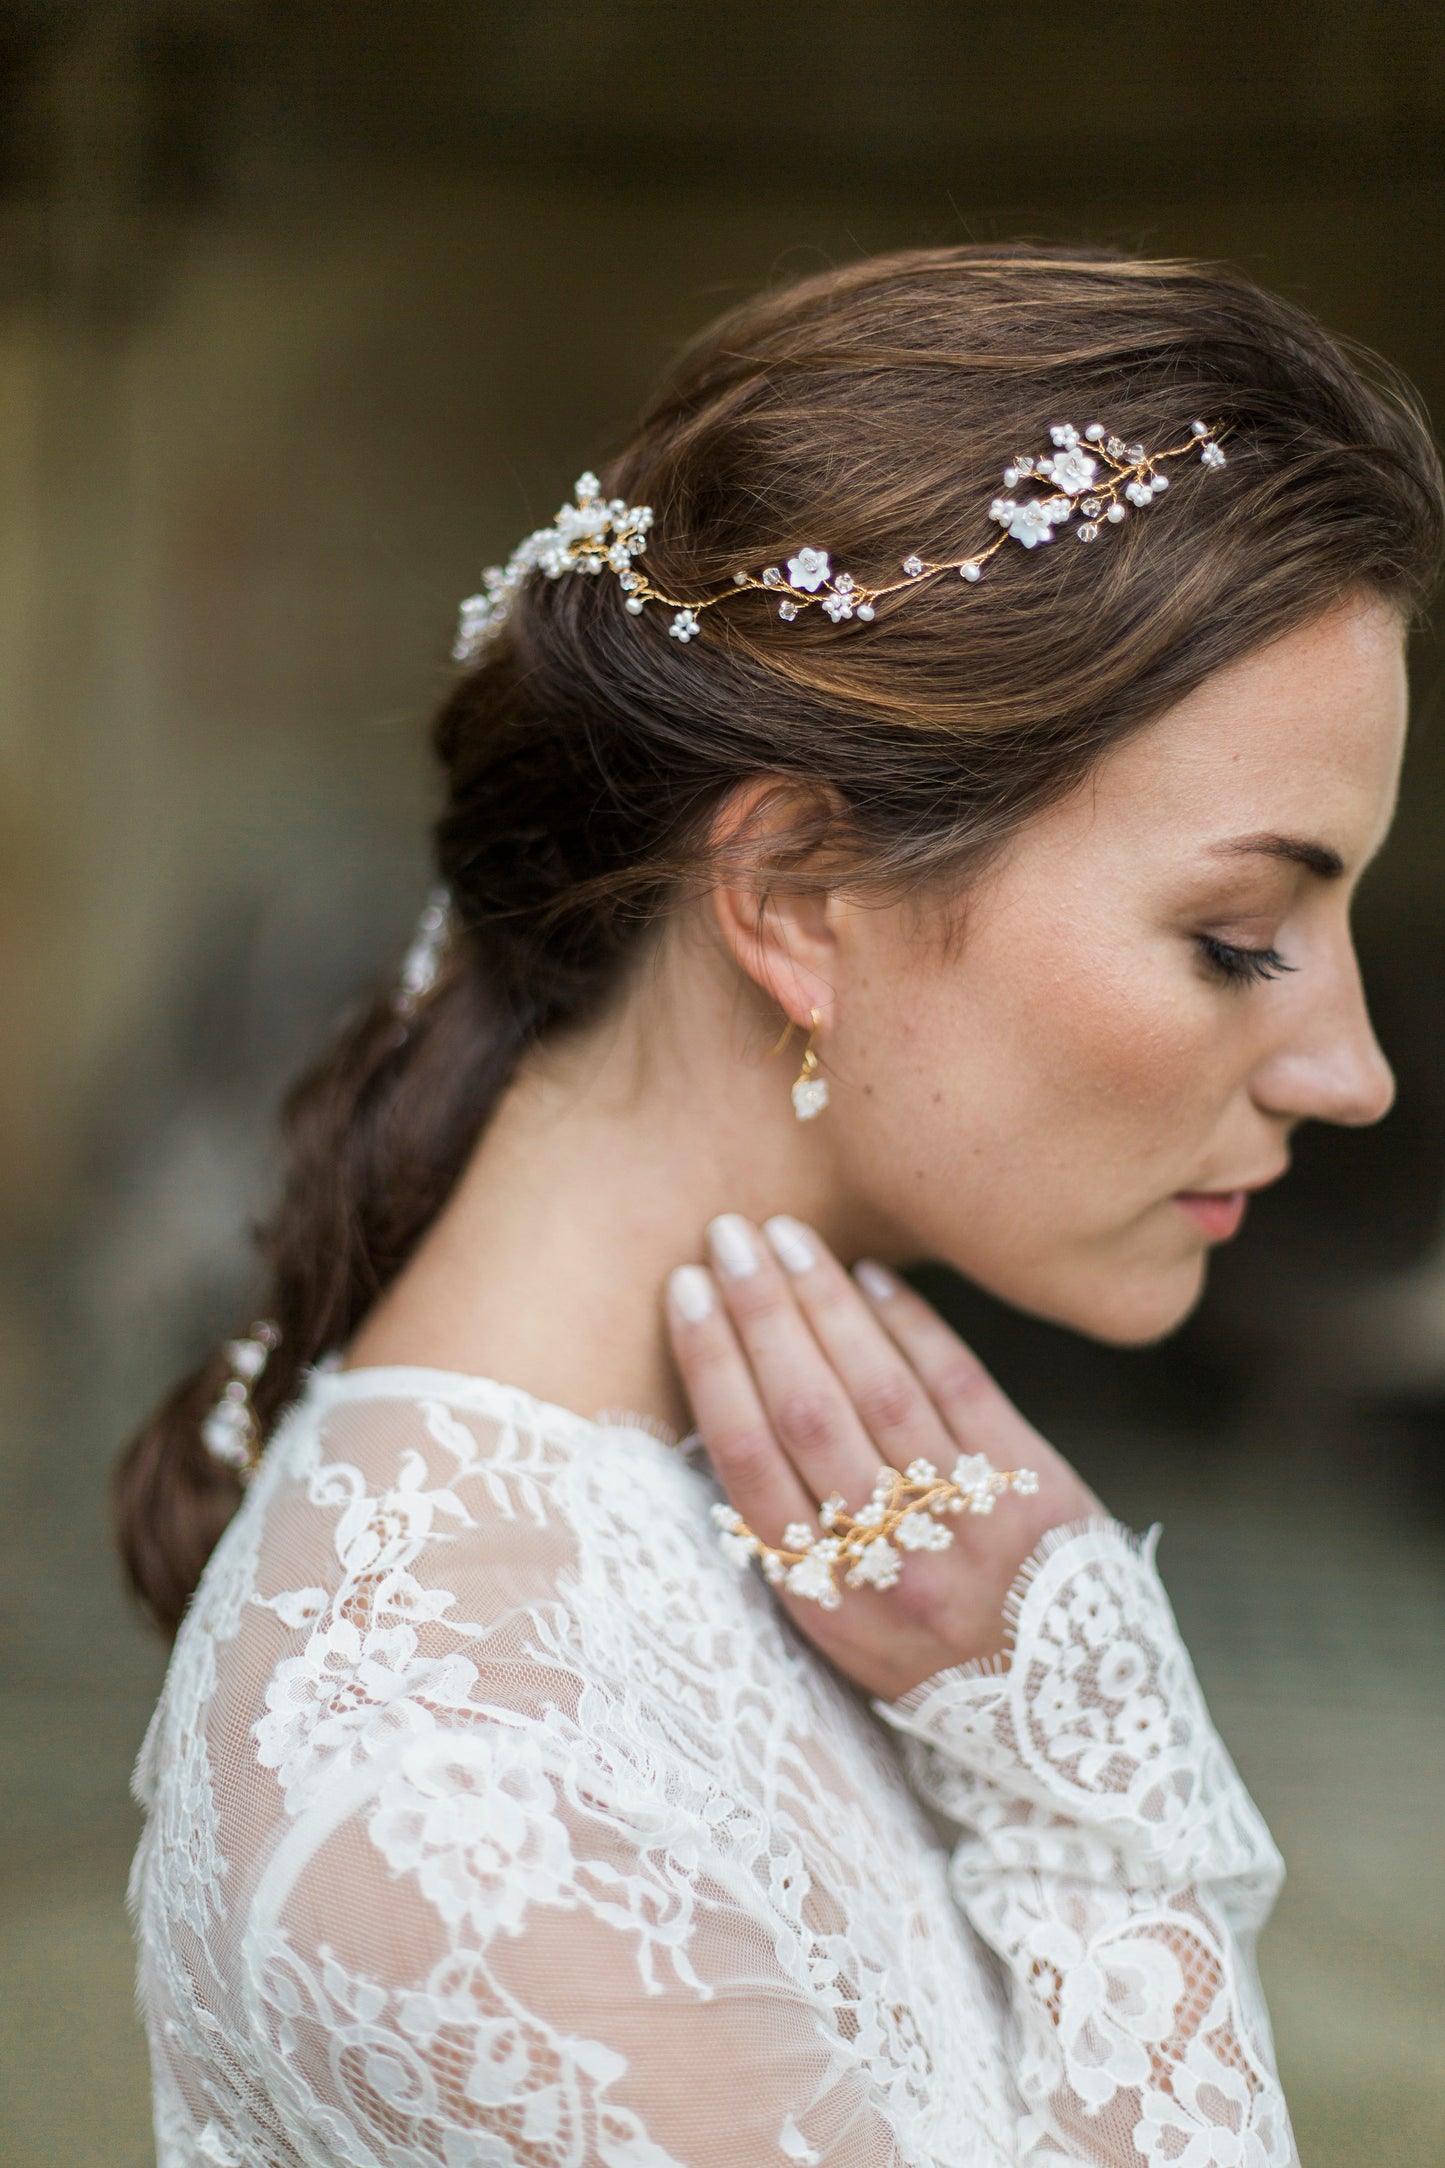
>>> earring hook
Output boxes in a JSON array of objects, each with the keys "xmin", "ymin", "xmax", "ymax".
[{"xmin": 768, "ymin": 1007, "xmax": 821, "ymax": 1058}]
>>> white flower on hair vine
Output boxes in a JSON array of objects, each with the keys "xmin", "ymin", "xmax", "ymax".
[{"xmin": 452, "ymin": 422, "xmax": 1228, "ymax": 661}]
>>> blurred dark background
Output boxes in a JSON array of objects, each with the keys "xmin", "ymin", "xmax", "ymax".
[{"xmin": 2, "ymin": 4, "xmax": 1443, "ymax": 2161}]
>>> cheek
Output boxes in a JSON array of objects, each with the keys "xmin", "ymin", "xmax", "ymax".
[{"xmin": 850, "ymin": 916, "xmax": 1233, "ymax": 1227}]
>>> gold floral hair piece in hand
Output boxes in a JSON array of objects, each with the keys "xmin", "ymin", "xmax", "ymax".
[
  {"xmin": 711, "ymin": 1451, "xmax": 1040, "ymax": 1608},
  {"xmin": 453, "ymin": 421, "xmax": 1227, "ymax": 660}
]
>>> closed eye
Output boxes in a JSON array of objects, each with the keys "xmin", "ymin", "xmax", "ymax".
[{"xmin": 1196, "ymin": 934, "xmax": 1297, "ymax": 986}]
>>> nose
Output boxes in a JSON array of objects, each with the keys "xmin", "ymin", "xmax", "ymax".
[{"xmin": 1251, "ymin": 945, "xmax": 1396, "ymax": 1131}]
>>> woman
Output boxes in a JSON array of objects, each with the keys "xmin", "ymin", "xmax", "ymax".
[{"xmin": 117, "ymin": 246, "xmax": 1441, "ymax": 2165}]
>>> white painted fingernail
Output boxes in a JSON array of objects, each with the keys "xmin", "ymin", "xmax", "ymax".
[
  {"xmin": 854, "ymin": 1259, "xmax": 898, "ymax": 1302},
  {"xmin": 763, "ymin": 1215, "xmax": 816, "ymax": 1274},
  {"xmin": 669, "ymin": 1265, "xmax": 715, "ymax": 1322},
  {"xmin": 707, "ymin": 1214, "xmax": 759, "ymax": 1279}
]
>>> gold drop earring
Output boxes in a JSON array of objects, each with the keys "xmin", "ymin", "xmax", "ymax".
[{"xmin": 790, "ymin": 1010, "xmax": 829, "ymax": 1121}]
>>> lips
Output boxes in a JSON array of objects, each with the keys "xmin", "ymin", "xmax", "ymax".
[{"xmin": 1174, "ymin": 1189, "xmax": 1248, "ymax": 1241}]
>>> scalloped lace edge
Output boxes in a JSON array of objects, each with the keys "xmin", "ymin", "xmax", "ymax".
[{"xmin": 875, "ymin": 1513, "xmax": 1163, "ymax": 1716}]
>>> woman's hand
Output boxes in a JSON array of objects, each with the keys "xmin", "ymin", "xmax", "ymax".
[{"xmin": 665, "ymin": 1215, "xmax": 1103, "ymax": 1702}]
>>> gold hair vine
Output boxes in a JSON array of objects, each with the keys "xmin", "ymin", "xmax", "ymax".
[
  {"xmin": 453, "ymin": 422, "xmax": 1227, "ymax": 661},
  {"xmin": 201, "ymin": 1321, "xmax": 281, "ymax": 1480}
]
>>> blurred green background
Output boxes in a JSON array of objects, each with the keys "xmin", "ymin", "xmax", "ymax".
[{"xmin": 2, "ymin": 4, "xmax": 1443, "ymax": 2161}]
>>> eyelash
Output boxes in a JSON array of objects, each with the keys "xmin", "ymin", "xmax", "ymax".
[{"xmin": 1196, "ymin": 934, "xmax": 1297, "ymax": 987}]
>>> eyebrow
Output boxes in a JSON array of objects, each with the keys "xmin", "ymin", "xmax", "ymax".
[{"xmin": 1208, "ymin": 831, "xmax": 1346, "ymax": 881}]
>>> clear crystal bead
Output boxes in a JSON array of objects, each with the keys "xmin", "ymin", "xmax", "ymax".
[
  {"xmin": 778, "ymin": 599, "xmax": 799, "ymax": 621},
  {"xmin": 902, "ymin": 554, "xmax": 925, "ymax": 577},
  {"xmin": 1077, "ymin": 522, "xmax": 1099, "ymax": 542}
]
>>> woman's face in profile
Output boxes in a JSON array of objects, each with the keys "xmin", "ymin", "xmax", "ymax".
[{"xmin": 833, "ymin": 592, "xmax": 1409, "ymax": 1342}]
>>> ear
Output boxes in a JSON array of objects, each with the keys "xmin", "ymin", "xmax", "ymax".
[{"xmin": 707, "ymin": 779, "xmax": 840, "ymax": 1032}]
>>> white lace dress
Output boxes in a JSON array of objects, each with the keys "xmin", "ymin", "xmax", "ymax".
[{"xmin": 130, "ymin": 1366, "xmax": 1298, "ymax": 2166}]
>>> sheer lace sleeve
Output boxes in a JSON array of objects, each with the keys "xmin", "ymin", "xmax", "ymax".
[
  {"xmin": 243, "ymin": 1719, "xmax": 922, "ymax": 2168},
  {"xmin": 872, "ymin": 1519, "xmax": 1299, "ymax": 2166}
]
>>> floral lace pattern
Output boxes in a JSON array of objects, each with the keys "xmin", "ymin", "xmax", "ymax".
[
  {"xmin": 877, "ymin": 1524, "xmax": 1294, "ymax": 2163},
  {"xmin": 131, "ymin": 1369, "xmax": 1297, "ymax": 2165}
]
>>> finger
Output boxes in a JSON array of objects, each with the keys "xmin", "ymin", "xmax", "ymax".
[
  {"xmin": 851, "ymin": 1260, "xmax": 1048, "ymax": 1470},
  {"xmin": 704, "ymin": 1215, "xmax": 885, "ymax": 1513},
  {"xmin": 760, "ymin": 1217, "xmax": 957, "ymax": 1475},
  {"xmin": 665, "ymin": 1263, "xmax": 816, "ymax": 1545}
]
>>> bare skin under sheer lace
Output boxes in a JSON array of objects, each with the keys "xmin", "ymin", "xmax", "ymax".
[{"xmin": 130, "ymin": 1367, "xmax": 1298, "ymax": 2165}]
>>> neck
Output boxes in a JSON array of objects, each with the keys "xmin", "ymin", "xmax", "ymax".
[{"xmin": 345, "ymin": 932, "xmax": 858, "ymax": 1434}]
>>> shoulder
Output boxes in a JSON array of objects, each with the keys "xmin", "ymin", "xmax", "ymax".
[{"xmin": 235, "ymin": 1375, "xmax": 748, "ymax": 1812}]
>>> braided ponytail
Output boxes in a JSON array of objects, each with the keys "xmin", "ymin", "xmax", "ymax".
[{"xmin": 115, "ymin": 634, "xmax": 633, "ymax": 1632}]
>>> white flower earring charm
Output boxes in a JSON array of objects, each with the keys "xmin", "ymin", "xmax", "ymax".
[{"xmin": 791, "ymin": 1010, "xmax": 829, "ymax": 1121}]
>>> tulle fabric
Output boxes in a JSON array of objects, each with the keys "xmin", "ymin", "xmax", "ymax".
[{"xmin": 130, "ymin": 1367, "xmax": 1298, "ymax": 2165}]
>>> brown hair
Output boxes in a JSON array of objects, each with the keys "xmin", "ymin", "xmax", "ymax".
[{"xmin": 115, "ymin": 242, "xmax": 1443, "ymax": 1634}]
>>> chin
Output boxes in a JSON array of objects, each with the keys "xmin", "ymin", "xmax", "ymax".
[
  {"xmin": 1056, "ymin": 1253, "xmax": 1209, "ymax": 1347},
  {"xmin": 988, "ymin": 1246, "xmax": 1210, "ymax": 1349}
]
